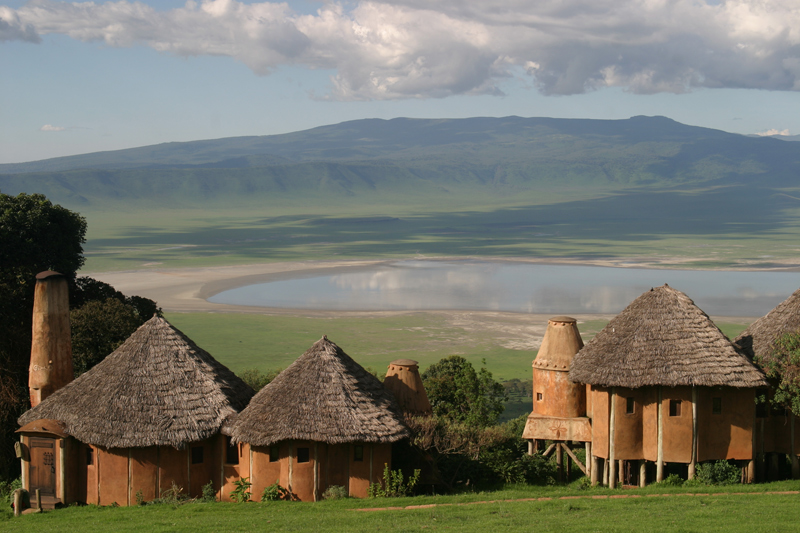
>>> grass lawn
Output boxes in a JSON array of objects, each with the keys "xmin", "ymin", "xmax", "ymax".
[{"xmin": 5, "ymin": 481, "xmax": 800, "ymax": 532}]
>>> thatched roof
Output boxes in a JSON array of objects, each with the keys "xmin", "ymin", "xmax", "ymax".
[
  {"xmin": 569, "ymin": 285, "xmax": 768, "ymax": 388},
  {"xmin": 230, "ymin": 336, "xmax": 408, "ymax": 446},
  {"xmin": 735, "ymin": 287, "xmax": 800, "ymax": 362},
  {"xmin": 18, "ymin": 316, "xmax": 254, "ymax": 448}
]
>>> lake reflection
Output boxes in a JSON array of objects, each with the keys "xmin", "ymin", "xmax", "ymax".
[{"xmin": 207, "ymin": 261, "xmax": 800, "ymax": 316}]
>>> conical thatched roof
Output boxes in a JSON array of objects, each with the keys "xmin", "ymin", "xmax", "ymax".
[
  {"xmin": 18, "ymin": 316, "xmax": 254, "ymax": 448},
  {"xmin": 230, "ymin": 336, "xmax": 408, "ymax": 447},
  {"xmin": 569, "ymin": 285, "xmax": 768, "ymax": 388},
  {"xmin": 735, "ymin": 287, "xmax": 800, "ymax": 361}
]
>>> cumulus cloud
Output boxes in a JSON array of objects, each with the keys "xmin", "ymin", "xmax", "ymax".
[
  {"xmin": 756, "ymin": 129, "xmax": 791, "ymax": 136},
  {"xmin": 5, "ymin": 0, "xmax": 800, "ymax": 99},
  {"xmin": 40, "ymin": 124, "xmax": 66, "ymax": 132}
]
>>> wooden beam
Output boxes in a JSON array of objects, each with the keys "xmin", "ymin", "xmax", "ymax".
[
  {"xmin": 609, "ymin": 388, "xmax": 617, "ymax": 489},
  {"xmin": 542, "ymin": 443, "xmax": 557, "ymax": 457},
  {"xmin": 561, "ymin": 444, "xmax": 588, "ymax": 476},
  {"xmin": 657, "ymin": 387, "xmax": 664, "ymax": 482}
]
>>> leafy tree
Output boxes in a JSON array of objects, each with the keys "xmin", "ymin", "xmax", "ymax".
[
  {"xmin": 421, "ymin": 356, "xmax": 506, "ymax": 428},
  {"xmin": 238, "ymin": 368, "xmax": 282, "ymax": 392},
  {"xmin": 70, "ymin": 298, "xmax": 143, "ymax": 376},
  {"xmin": 755, "ymin": 332, "xmax": 800, "ymax": 415}
]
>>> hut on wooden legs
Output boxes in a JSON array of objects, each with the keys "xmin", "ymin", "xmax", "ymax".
[
  {"xmin": 569, "ymin": 285, "xmax": 769, "ymax": 487},
  {"xmin": 735, "ymin": 287, "xmax": 800, "ymax": 480},
  {"xmin": 522, "ymin": 317, "xmax": 592, "ymax": 482},
  {"xmin": 17, "ymin": 316, "xmax": 254, "ymax": 507},
  {"xmin": 229, "ymin": 336, "xmax": 409, "ymax": 501}
]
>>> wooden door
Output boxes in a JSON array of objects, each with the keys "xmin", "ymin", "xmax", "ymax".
[{"xmin": 30, "ymin": 438, "xmax": 57, "ymax": 496}]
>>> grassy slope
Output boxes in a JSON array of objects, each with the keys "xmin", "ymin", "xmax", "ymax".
[{"xmin": 5, "ymin": 482, "xmax": 800, "ymax": 532}]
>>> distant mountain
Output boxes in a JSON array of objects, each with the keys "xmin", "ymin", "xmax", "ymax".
[{"xmin": 3, "ymin": 116, "xmax": 800, "ymax": 208}]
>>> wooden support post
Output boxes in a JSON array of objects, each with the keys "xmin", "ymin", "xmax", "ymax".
[
  {"xmin": 565, "ymin": 445, "xmax": 572, "ymax": 481},
  {"xmin": 591, "ymin": 456, "xmax": 600, "ymax": 486},
  {"xmin": 35, "ymin": 489, "xmax": 41, "ymax": 513},
  {"xmin": 585, "ymin": 442, "xmax": 592, "ymax": 479},
  {"xmin": 689, "ymin": 387, "xmax": 698, "ymax": 480},
  {"xmin": 556, "ymin": 443, "xmax": 564, "ymax": 483},
  {"xmin": 562, "ymin": 445, "xmax": 587, "ymax": 476},
  {"xmin": 639, "ymin": 460, "xmax": 647, "ymax": 488},
  {"xmin": 542, "ymin": 443, "xmax": 557, "ymax": 457},
  {"xmin": 657, "ymin": 387, "xmax": 664, "ymax": 483},
  {"xmin": 618, "ymin": 460, "xmax": 624, "ymax": 486},
  {"xmin": 609, "ymin": 388, "xmax": 617, "ymax": 489},
  {"xmin": 13, "ymin": 490, "xmax": 21, "ymax": 517},
  {"xmin": 527, "ymin": 440, "xmax": 534, "ymax": 456},
  {"xmin": 746, "ymin": 459, "xmax": 756, "ymax": 484}
]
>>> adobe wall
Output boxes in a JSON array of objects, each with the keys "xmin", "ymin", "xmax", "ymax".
[
  {"xmin": 697, "ymin": 387, "xmax": 755, "ymax": 461},
  {"xmin": 221, "ymin": 438, "xmax": 249, "ymax": 502},
  {"xmin": 533, "ymin": 368, "xmax": 585, "ymax": 418},
  {"xmin": 661, "ymin": 387, "xmax": 693, "ymax": 463},
  {"xmin": 612, "ymin": 387, "xmax": 647, "ymax": 461},
  {"xmin": 591, "ymin": 387, "xmax": 609, "ymax": 458}
]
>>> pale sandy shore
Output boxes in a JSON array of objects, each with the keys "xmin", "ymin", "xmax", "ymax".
[{"xmin": 88, "ymin": 258, "xmax": 760, "ymax": 330}]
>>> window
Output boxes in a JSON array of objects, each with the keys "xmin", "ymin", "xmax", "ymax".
[
  {"xmin": 191, "ymin": 446, "xmax": 204, "ymax": 465},
  {"xmin": 536, "ymin": 393, "xmax": 543, "ymax": 402},
  {"xmin": 669, "ymin": 399, "xmax": 681, "ymax": 417},
  {"xmin": 296, "ymin": 447, "xmax": 310, "ymax": 463},
  {"xmin": 626, "ymin": 397, "xmax": 635, "ymax": 414},
  {"xmin": 225, "ymin": 436, "xmax": 239, "ymax": 465},
  {"xmin": 756, "ymin": 388, "xmax": 769, "ymax": 418},
  {"xmin": 269, "ymin": 446, "xmax": 279, "ymax": 463},
  {"xmin": 354, "ymin": 445, "xmax": 364, "ymax": 462},
  {"xmin": 712, "ymin": 397, "xmax": 722, "ymax": 415},
  {"xmin": 86, "ymin": 446, "xmax": 94, "ymax": 466}
]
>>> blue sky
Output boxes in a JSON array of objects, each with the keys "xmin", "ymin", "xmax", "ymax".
[{"xmin": 2, "ymin": 0, "xmax": 800, "ymax": 164}]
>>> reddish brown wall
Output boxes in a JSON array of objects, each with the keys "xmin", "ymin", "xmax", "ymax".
[
  {"xmin": 591, "ymin": 387, "xmax": 609, "ymax": 458},
  {"xmin": 189, "ymin": 439, "xmax": 215, "ymax": 497},
  {"xmin": 612, "ymin": 387, "xmax": 645, "ymax": 460},
  {"xmin": 697, "ymin": 387, "xmax": 755, "ymax": 461},
  {"xmin": 642, "ymin": 387, "xmax": 659, "ymax": 461},
  {"xmin": 251, "ymin": 443, "xmax": 284, "ymax": 500},
  {"xmin": 326, "ymin": 444, "xmax": 349, "ymax": 490},
  {"xmin": 130, "ymin": 447, "xmax": 158, "ymax": 502},
  {"xmin": 533, "ymin": 368, "xmax": 585, "ymax": 418},
  {"xmin": 98, "ymin": 448, "xmax": 129, "ymax": 506},
  {"xmin": 221, "ymin": 440, "xmax": 249, "ymax": 502},
  {"xmin": 661, "ymin": 387, "xmax": 693, "ymax": 464},
  {"xmin": 349, "ymin": 444, "xmax": 371, "ymax": 498}
]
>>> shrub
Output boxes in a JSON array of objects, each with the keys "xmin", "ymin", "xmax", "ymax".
[
  {"xmin": 696, "ymin": 460, "xmax": 741, "ymax": 485},
  {"xmin": 321, "ymin": 485, "xmax": 348, "ymax": 500},
  {"xmin": 368, "ymin": 464, "xmax": 420, "ymax": 498},
  {"xmin": 230, "ymin": 477, "xmax": 252, "ymax": 503},
  {"xmin": 658, "ymin": 473, "xmax": 684, "ymax": 486},
  {"xmin": 238, "ymin": 369, "xmax": 282, "ymax": 392},
  {"xmin": 260, "ymin": 481, "xmax": 290, "ymax": 502},
  {"xmin": 201, "ymin": 480, "xmax": 216, "ymax": 502}
]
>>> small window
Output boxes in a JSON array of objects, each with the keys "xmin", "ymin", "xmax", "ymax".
[
  {"xmin": 536, "ymin": 393, "xmax": 543, "ymax": 402},
  {"xmin": 225, "ymin": 436, "xmax": 239, "ymax": 465},
  {"xmin": 669, "ymin": 399, "xmax": 682, "ymax": 417},
  {"xmin": 269, "ymin": 446, "xmax": 279, "ymax": 463},
  {"xmin": 756, "ymin": 389, "xmax": 769, "ymax": 418},
  {"xmin": 712, "ymin": 397, "xmax": 722, "ymax": 415},
  {"xmin": 626, "ymin": 397, "xmax": 635, "ymax": 415},
  {"xmin": 86, "ymin": 446, "xmax": 94, "ymax": 466},
  {"xmin": 354, "ymin": 445, "xmax": 364, "ymax": 462},
  {"xmin": 296, "ymin": 447, "xmax": 310, "ymax": 463},
  {"xmin": 191, "ymin": 446, "xmax": 204, "ymax": 465}
]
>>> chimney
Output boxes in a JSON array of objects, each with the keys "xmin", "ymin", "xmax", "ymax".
[
  {"xmin": 532, "ymin": 316, "xmax": 585, "ymax": 418},
  {"xmin": 383, "ymin": 359, "xmax": 432, "ymax": 415},
  {"xmin": 29, "ymin": 271, "xmax": 73, "ymax": 407}
]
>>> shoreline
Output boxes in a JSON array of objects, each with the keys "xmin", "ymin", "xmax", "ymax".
[{"xmin": 87, "ymin": 257, "xmax": 765, "ymax": 323}]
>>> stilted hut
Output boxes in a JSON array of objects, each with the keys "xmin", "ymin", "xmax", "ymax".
[
  {"xmin": 735, "ymin": 287, "xmax": 800, "ymax": 480},
  {"xmin": 17, "ymin": 316, "xmax": 254, "ymax": 506},
  {"xmin": 229, "ymin": 336, "xmax": 409, "ymax": 501},
  {"xmin": 569, "ymin": 285, "xmax": 769, "ymax": 487}
]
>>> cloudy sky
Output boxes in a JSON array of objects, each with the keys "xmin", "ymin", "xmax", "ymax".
[{"xmin": 2, "ymin": 0, "xmax": 800, "ymax": 163}]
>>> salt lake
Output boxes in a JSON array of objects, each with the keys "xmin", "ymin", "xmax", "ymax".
[{"xmin": 207, "ymin": 260, "xmax": 800, "ymax": 316}]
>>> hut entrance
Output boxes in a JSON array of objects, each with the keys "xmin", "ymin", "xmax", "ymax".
[{"xmin": 29, "ymin": 438, "xmax": 57, "ymax": 496}]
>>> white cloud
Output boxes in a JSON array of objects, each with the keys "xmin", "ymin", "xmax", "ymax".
[
  {"xmin": 5, "ymin": 0, "xmax": 800, "ymax": 100},
  {"xmin": 756, "ymin": 128, "xmax": 791, "ymax": 136},
  {"xmin": 40, "ymin": 124, "xmax": 66, "ymax": 132}
]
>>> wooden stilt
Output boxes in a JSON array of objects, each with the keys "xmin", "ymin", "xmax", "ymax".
[
  {"xmin": 688, "ymin": 387, "xmax": 697, "ymax": 480},
  {"xmin": 556, "ymin": 443, "xmax": 564, "ymax": 483},
  {"xmin": 609, "ymin": 388, "xmax": 617, "ymax": 489},
  {"xmin": 603, "ymin": 458, "xmax": 609, "ymax": 486},
  {"xmin": 565, "ymin": 445, "xmax": 572, "ymax": 481},
  {"xmin": 591, "ymin": 456, "xmax": 600, "ymax": 486},
  {"xmin": 639, "ymin": 460, "xmax": 647, "ymax": 488},
  {"xmin": 618, "ymin": 460, "xmax": 624, "ymax": 486},
  {"xmin": 35, "ymin": 489, "xmax": 41, "ymax": 513},
  {"xmin": 585, "ymin": 442, "xmax": 592, "ymax": 479},
  {"xmin": 746, "ymin": 459, "xmax": 756, "ymax": 484},
  {"xmin": 527, "ymin": 440, "xmax": 534, "ymax": 456},
  {"xmin": 562, "ymin": 445, "xmax": 587, "ymax": 476},
  {"xmin": 656, "ymin": 387, "xmax": 664, "ymax": 483}
]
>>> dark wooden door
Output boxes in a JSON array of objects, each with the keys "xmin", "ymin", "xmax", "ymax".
[{"xmin": 30, "ymin": 438, "xmax": 56, "ymax": 495}]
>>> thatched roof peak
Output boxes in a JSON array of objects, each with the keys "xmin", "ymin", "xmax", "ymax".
[
  {"xmin": 735, "ymin": 287, "xmax": 800, "ymax": 362},
  {"xmin": 569, "ymin": 284, "xmax": 768, "ymax": 388},
  {"xmin": 18, "ymin": 316, "xmax": 254, "ymax": 448},
  {"xmin": 230, "ymin": 336, "xmax": 408, "ymax": 446}
]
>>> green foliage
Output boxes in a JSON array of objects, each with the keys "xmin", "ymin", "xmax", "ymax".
[
  {"xmin": 156, "ymin": 482, "xmax": 186, "ymax": 506},
  {"xmin": 422, "ymin": 356, "xmax": 507, "ymax": 428},
  {"xmin": 230, "ymin": 477, "xmax": 251, "ymax": 503},
  {"xmin": 135, "ymin": 490, "xmax": 144, "ymax": 506},
  {"xmin": 658, "ymin": 474, "xmax": 685, "ymax": 486},
  {"xmin": 756, "ymin": 332, "xmax": 800, "ymax": 416},
  {"xmin": 201, "ymin": 480, "xmax": 216, "ymax": 503},
  {"xmin": 238, "ymin": 368, "xmax": 282, "ymax": 392},
  {"xmin": 368, "ymin": 464, "xmax": 420, "ymax": 498},
  {"xmin": 695, "ymin": 461, "xmax": 741, "ymax": 486},
  {"xmin": 70, "ymin": 298, "xmax": 144, "ymax": 376},
  {"xmin": 0, "ymin": 477, "xmax": 21, "ymax": 507},
  {"xmin": 260, "ymin": 481, "xmax": 290, "ymax": 502},
  {"xmin": 321, "ymin": 485, "xmax": 348, "ymax": 500}
]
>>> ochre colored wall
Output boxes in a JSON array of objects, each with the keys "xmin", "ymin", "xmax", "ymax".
[
  {"xmin": 159, "ymin": 446, "xmax": 188, "ymax": 496},
  {"xmin": 642, "ymin": 387, "xmax": 659, "ymax": 461},
  {"xmin": 98, "ymin": 448, "xmax": 129, "ymax": 506},
  {"xmin": 85, "ymin": 444, "xmax": 98, "ymax": 504},
  {"xmin": 130, "ymin": 447, "xmax": 159, "ymax": 502},
  {"xmin": 532, "ymin": 368, "xmax": 585, "ymax": 418},
  {"xmin": 289, "ymin": 440, "xmax": 317, "ymax": 502},
  {"xmin": 661, "ymin": 387, "xmax": 693, "ymax": 464},
  {"xmin": 326, "ymin": 444, "xmax": 349, "ymax": 490},
  {"xmin": 697, "ymin": 387, "xmax": 755, "ymax": 461},
  {"xmin": 189, "ymin": 439, "xmax": 215, "ymax": 497},
  {"xmin": 349, "ymin": 444, "xmax": 371, "ymax": 498},
  {"xmin": 221, "ymin": 440, "xmax": 249, "ymax": 502},
  {"xmin": 612, "ymin": 387, "xmax": 645, "ymax": 460},
  {"xmin": 591, "ymin": 387, "xmax": 610, "ymax": 459},
  {"xmin": 251, "ymin": 443, "xmax": 283, "ymax": 499}
]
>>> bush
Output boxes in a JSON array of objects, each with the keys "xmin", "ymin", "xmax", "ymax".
[
  {"xmin": 230, "ymin": 477, "xmax": 251, "ymax": 503},
  {"xmin": 658, "ymin": 473, "xmax": 685, "ymax": 486},
  {"xmin": 696, "ymin": 460, "xmax": 741, "ymax": 485},
  {"xmin": 201, "ymin": 480, "xmax": 216, "ymax": 502},
  {"xmin": 260, "ymin": 481, "xmax": 290, "ymax": 502},
  {"xmin": 238, "ymin": 368, "xmax": 282, "ymax": 392},
  {"xmin": 368, "ymin": 464, "xmax": 420, "ymax": 498},
  {"xmin": 321, "ymin": 485, "xmax": 348, "ymax": 500}
]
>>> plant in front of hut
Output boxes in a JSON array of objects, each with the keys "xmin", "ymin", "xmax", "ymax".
[
  {"xmin": 230, "ymin": 477, "xmax": 252, "ymax": 503},
  {"xmin": 368, "ymin": 464, "xmax": 420, "ymax": 498},
  {"xmin": 260, "ymin": 481, "xmax": 290, "ymax": 502}
]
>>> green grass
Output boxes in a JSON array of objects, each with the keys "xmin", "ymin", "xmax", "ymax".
[{"xmin": 5, "ymin": 481, "xmax": 800, "ymax": 532}]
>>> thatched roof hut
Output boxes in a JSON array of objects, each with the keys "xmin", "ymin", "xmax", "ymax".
[
  {"xmin": 18, "ymin": 316, "xmax": 254, "ymax": 448},
  {"xmin": 569, "ymin": 284, "xmax": 768, "ymax": 388},
  {"xmin": 734, "ymin": 287, "xmax": 800, "ymax": 361},
  {"xmin": 231, "ymin": 336, "xmax": 408, "ymax": 447}
]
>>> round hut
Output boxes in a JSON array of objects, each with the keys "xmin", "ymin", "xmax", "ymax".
[
  {"xmin": 17, "ymin": 316, "xmax": 254, "ymax": 506},
  {"xmin": 229, "ymin": 336, "xmax": 409, "ymax": 501},
  {"xmin": 569, "ymin": 284, "xmax": 769, "ymax": 487},
  {"xmin": 734, "ymin": 287, "xmax": 800, "ymax": 480}
]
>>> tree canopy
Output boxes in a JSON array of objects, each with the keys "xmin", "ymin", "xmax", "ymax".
[{"xmin": 755, "ymin": 332, "xmax": 800, "ymax": 415}]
